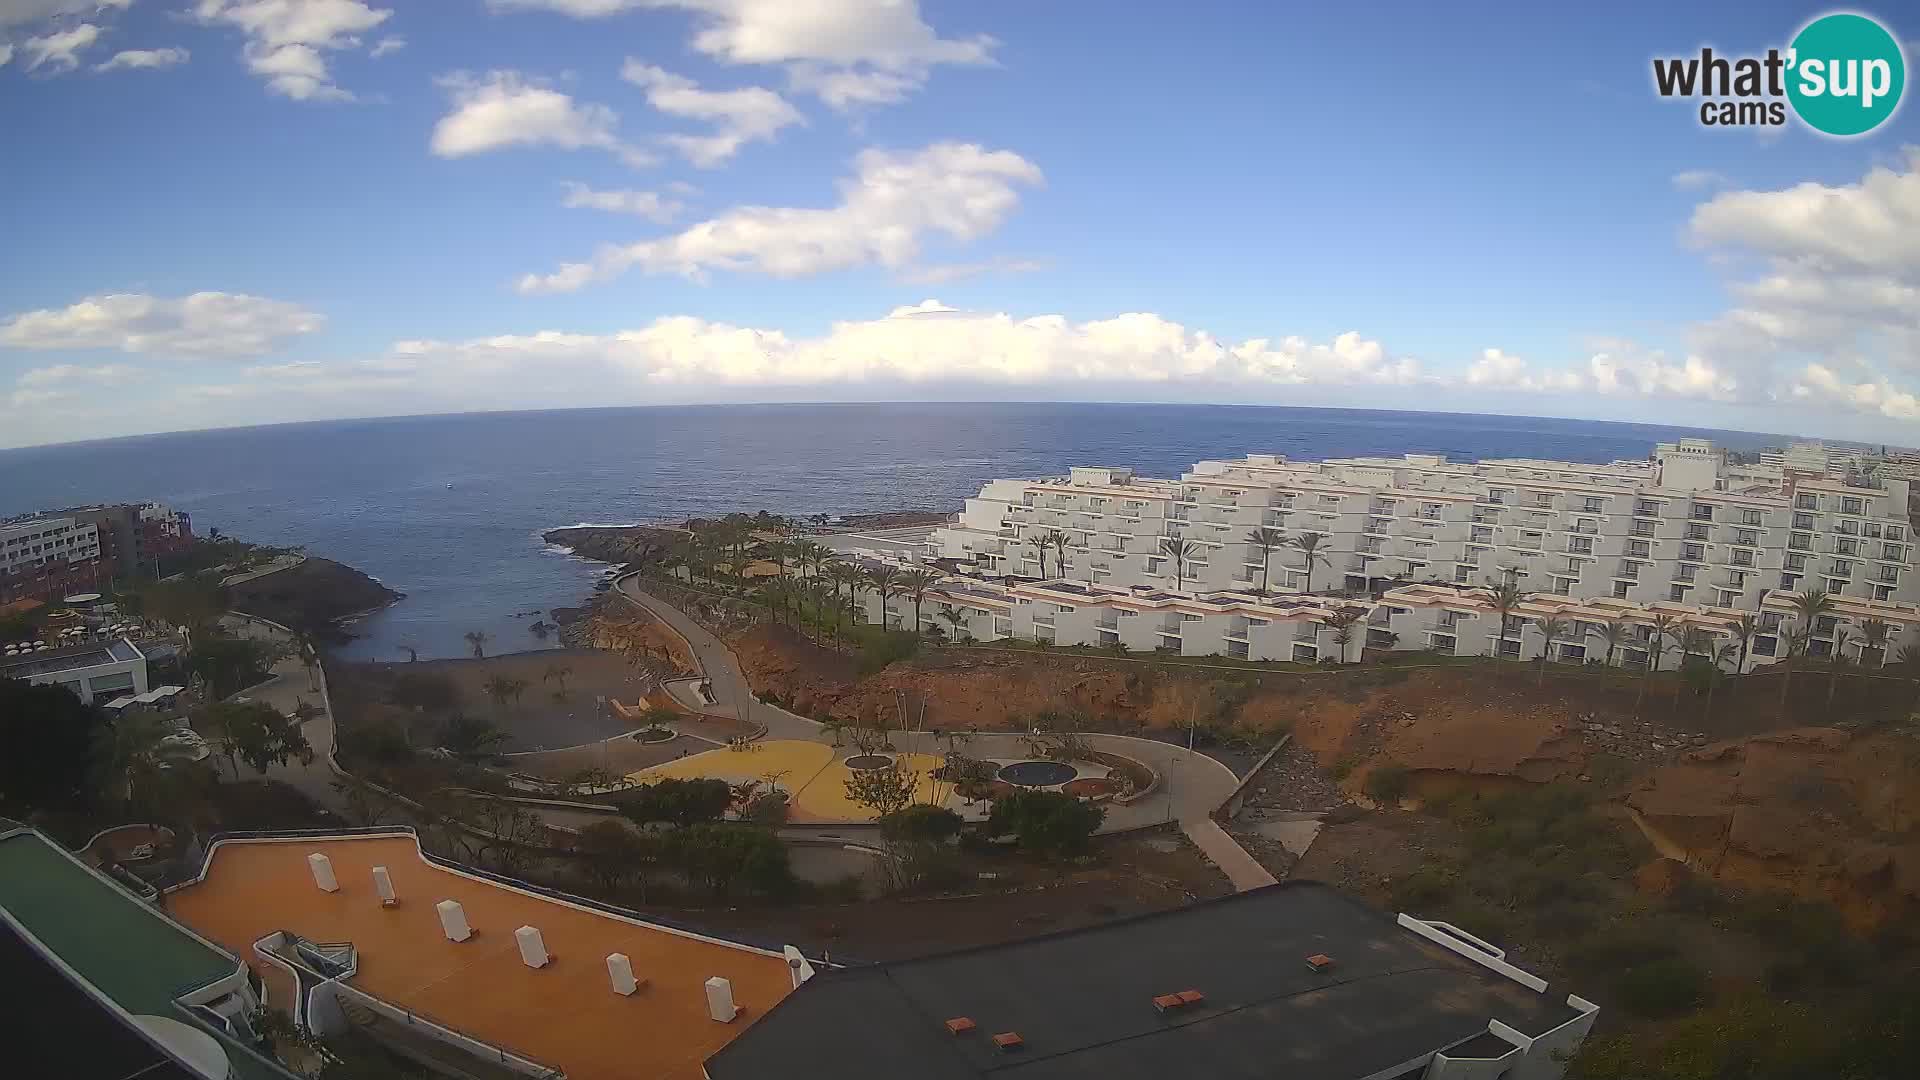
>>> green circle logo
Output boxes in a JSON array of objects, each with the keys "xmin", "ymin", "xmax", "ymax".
[{"xmin": 1786, "ymin": 12, "xmax": 1905, "ymax": 136}]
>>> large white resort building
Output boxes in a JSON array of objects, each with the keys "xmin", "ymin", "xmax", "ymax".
[{"xmin": 844, "ymin": 439, "xmax": 1920, "ymax": 670}]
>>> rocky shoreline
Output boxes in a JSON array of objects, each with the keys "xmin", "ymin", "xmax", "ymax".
[{"xmin": 227, "ymin": 556, "xmax": 404, "ymax": 643}]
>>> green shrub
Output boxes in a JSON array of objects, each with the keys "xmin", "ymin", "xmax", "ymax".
[
  {"xmin": 1365, "ymin": 764, "xmax": 1410, "ymax": 804},
  {"xmin": 1613, "ymin": 957, "xmax": 1708, "ymax": 1018},
  {"xmin": 986, "ymin": 790, "xmax": 1104, "ymax": 856},
  {"xmin": 1389, "ymin": 867, "xmax": 1457, "ymax": 910}
]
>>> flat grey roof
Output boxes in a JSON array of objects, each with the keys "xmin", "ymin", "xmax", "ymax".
[
  {"xmin": 1, "ymin": 639, "xmax": 138, "ymax": 679},
  {"xmin": 705, "ymin": 882, "xmax": 1578, "ymax": 1080}
]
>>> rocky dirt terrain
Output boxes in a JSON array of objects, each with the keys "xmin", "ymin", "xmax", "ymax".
[{"xmin": 543, "ymin": 525, "xmax": 683, "ymax": 568}]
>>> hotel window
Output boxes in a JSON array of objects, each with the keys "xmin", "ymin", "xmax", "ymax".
[
  {"xmin": 1836, "ymin": 519, "xmax": 1859, "ymax": 536},
  {"xmin": 1583, "ymin": 497, "xmax": 1605, "ymax": 513},
  {"xmin": 1635, "ymin": 499, "xmax": 1660, "ymax": 515},
  {"xmin": 1889, "ymin": 526, "xmax": 1907, "ymax": 542},
  {"xmin": 1732, "ymin": 550, "xmax": 1754, "ymax": 567},
  {"xmin": 1741, "ymin": 509, "xmax": 1763, "ymax": 525},
  {"xmin": 1796, "ymin": 494, "xmax": 1818, "ymax": 509},
  {"xmin": 1792, "ymin": 512, "xmax": 1815, "ymax": 530},
  {"xmin": 1733, "ymin": 529, "xmax": 1758, "ymax": 546},
  {"xmin": 1454, "ymin": 565, "xmax": 1471, "ymax": 583},
  {"xmin": 1627, "ymin": 539, "xmax": 1651, "ymax": 558},
  {"xmin": 1669, "ymin": 584, "xmax": 1689, "ymax": 601},
  {"xmin": 1785, "ymin": 553, "xmax": 1807, "ymax": 571},
  {"xmin": 1618, "ymin": 561, "xmax": 1640, "ymax": 579},
  {"xmin": 1789, "ymin": 532, "xmax": 1813, "ymax": 551},
  {"xmin": 1842, "ymin": 496, "xmax": 1864, "ymax": 515},
  {"xmin": 1676, "ymin": 565, "xmax": 1697, "ymax": 582},
  {"xmin": 1885, "ymin": 544, "xmax": 1908, "ymax": 561},
  {"xmin": 1631, "ymin": 520, "xmax": 1656, "ymax": 538},
  {"xmin": 1685, "ymin": 523, "xmax": 1710, "ymax": 541},
  {"xmin": 1831, "ymin": 560, "xmax": 1854, "ymax": 577},
  {"xmin": 1534, "ymin": 492, "xmax": 1554, "ymax": 508},
  {"xmin": 1780, "ymin": 573, "xmax": 1800, "ymax": 590},
  {"xmin": 1876, "ymin": 585, "xmax": 1897, "ymax": 601},
  {"xmin": 1816, "ymin": 615, "xmax": 1839, "ymax": 635},
  {"xmin": 1691, "ymin": 503, "xmax": 1714, "ymax": 521},
  {"xmin": 1827, "ymin": 578, "xmax": 1847, "ymax": 593},
  {"xmin": 1613, "ymin": 581, "xmax": 1631, "ymax": 598},
  {"xmin": 1836, "ymin": 539, "xmax": 1858, "ymax": 556},
  {"xmin": 1719, "ymin": 590, "xmax": 1738, "ymax": 606},
  {"xmin": 1681, "ymin": 542, "xmax": 1704, "ymax": 561},
  {"xmin": 1568, "ymin": 537, "xmax": 1593, "ymax": 554}
]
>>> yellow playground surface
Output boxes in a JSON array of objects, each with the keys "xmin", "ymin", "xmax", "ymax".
[{"xmin": 627, "ymin": 740, "xmax": 948, "ymax": 822}]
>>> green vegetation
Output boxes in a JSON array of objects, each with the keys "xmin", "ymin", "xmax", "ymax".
[
  {"xmin": 198, "ymin": 700, "xmax": 314, "ymax": 779},
  {"xmin": 0, "ymin": 679, "xmax": 106, "ymax": 812},
  {"xmin": 987, "ymin": 790, "xmax": 1104, "ymax": 856},
  {"xmin": 187, "ymin": 632, "xmax": 278, "ymax": 697},
  {"xmin": 613, "ymin": 777, "xmax": 734, "ymax": 827}
]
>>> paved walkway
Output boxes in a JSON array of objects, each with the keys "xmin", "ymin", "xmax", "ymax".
[
  {"xmin": 216, "ymin": 614, "xmax": 346, "ymax": 814},
  {"xmin": 609, "ymin": 574, "xmax": 1243, "ymax": 832},
  {"xmin": 1181, "ymin": 817, "xmax": 1279, "ymax": 892}
]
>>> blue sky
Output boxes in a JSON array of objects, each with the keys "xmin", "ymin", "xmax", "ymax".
[{"xmin": 2, "ymin": 0, "xmax": 1918, "ymax": 448}]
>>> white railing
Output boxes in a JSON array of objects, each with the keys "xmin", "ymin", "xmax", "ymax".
[{"xmin": 324, "ymin": 979, "xmax": 564, "ymax": 1079}]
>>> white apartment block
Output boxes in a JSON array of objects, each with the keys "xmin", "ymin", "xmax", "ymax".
[
  {"xmin": 857, "ymin": 439, "xmax": 1920, "ymax": 670},
  {"xmin": 0, "ymin": 515, "xmax": 102, "ymax": 577}
]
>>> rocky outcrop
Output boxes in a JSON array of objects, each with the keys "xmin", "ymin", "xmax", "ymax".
[
  {"xmin": 543, "ymin": 525, "xmax": 682, "ymax": 568},
  {"xmin": 1626, "ymin": 727, "xmax": 1920, "ymax": 927},
  {"xmin": 226, "ymin": 557, "xmax": 401, "ymax": 640}
]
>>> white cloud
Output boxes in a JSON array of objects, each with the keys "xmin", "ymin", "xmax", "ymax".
[
  {"xmin": 1789, "ymin": 363, "xmax": 1919, "ymax": 420},
  {"xmin": 192, "ymin": 0, "xmax": 391, "ymax": 101},
  {"xmin": 0, "ymin": 44, "xmax": 12, "ymax": 67},
  {"xmin": 900, "ymin": 257, "xmax": 1047, "ymax": 285},
  {"xmin": 0, "ymin": 292, "xmax": 324, "ymax": 357},
  {"xmin": 1670, "ymin": 169, "xmax": 1727, "ymax": 191},
  {"xmin": 0, "ymin": 0, "xmax": 127, "ymax": 30},
  {"xmin": 431, "ymin": 71, "xmax": 655, "ymax": 167},
  {"xmin": 1675, "ymin": 147, "xmax": 1920, "ymax": 419},
  {"xmin": 620, "ymin": 60, "xmax": 802, "ymax": 166},
  {"xmin": 559, "ymin": 181, "xmax": 683, "ymax": 222},
  {"xmin": 21, "ymin": 22, "xmax": 101, "ymax": 72},
  {"xmin": 491, "ymin": 0, "xmax": 994, "ymax": 108},
  {"xmin": 16, "ymin": 363, "xmax": 143, "ymax": 386},
  {"xmin": 1688, "ymin": 148, "xmax": 1920, "ymax": 277},
  {"xmin": 94, "ymin": 46, "xmax": 189, "ymax": 72},
  {"xmin": 368, "ymin": 34, "xmax": 402, "ymax": 58},
  {"xmin": 519, "ymin": 141, "xmax": 1042, "ymax": 292}
]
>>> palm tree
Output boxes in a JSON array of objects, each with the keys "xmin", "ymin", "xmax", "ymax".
[
  {"xmin": 1894, "ymin": 643, "xmax": 1920, "ymax": 712},
  {"xmin": 1026, "ymin": 537, "xmax": 1050, "ymax": 579},
  {"xmin": 866, "ymin": 565, "xmax": 901, "ymax": 628},
  {"xmin": 1826, "ymin": 629, "xmax": 1858, "ymax": 710},
  {"xmin": 938, "ymin": 604, "xmax": 971, "ymax": 643},
  {"xmin": 898, "ymin": 568, "xmax": 942, "ymax": 635},
  {"xmin": 1590, "ymin": 618, "xmax": 1632, "ymax": 669},
  {"xmin": 398, "ymin": 643, "xmax": 419, "ymax": 663},
  {"xmin": 1703, "ymin": 642, "xmax": 1738, "ymax": 723},
  {"xmin": 1677, "ymin": 624, "xmax": 1715, "ymax": 709},
  {"xmin": 101, "ymin": 712, "xmax": 189, "ymax": 809},
  {"xmin": 1040, "ymin": 529, "xmax": 1073, "ymax": 581},
  {"xmin": 824, "ymin": 563, "xmax": 862, "ymax": 631},
  {"xmin": 543, "ymin": 662, "xmax": 573, "ymax": 698},
  {"xmin": 1159, "ymin": 536, "xmax": 1200, "ymax": 591},
  {"xmin": 1780, "ymin": 589, "xmax": 1834, "ymax": 717},
  {"xmin": 482, "ymin": 674, "xmax": 515, "ymax": 713},
  {"xmin": 464, "ymin": 630, "xmax": 489, "ymax": 660},
  {"xmin": 1322, "ymin": 606, "xmax": 1364, "ymax": 663},
  {"xmin": 1858, "ymin": 618, "xmax": 1892, "ymax": 668},
  {"xmin": 1485, "ymin": 577, "xmax": 1527, "ymax": 659},
  {"xmin": 1244, "ymin": 526, "xmax": 1287, "ymax": 595},
  {"xmin": 1730, "ymin": 613, "xmax": 1759, "ymax": 675},
  {"xmin": 1647, "ymin": 613, "xmax": 1679, "ymax": 673},
  {"xmin": 1290, "ymin": 532, "xmax": 1332, "ymax": 593},
  {"xmin": 1535, "ymin": 616, "xmax": 1570, "ymax": 685}
]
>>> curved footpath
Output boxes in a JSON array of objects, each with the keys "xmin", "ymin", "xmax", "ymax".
[{"xmin": 612, "ymin": 575, "xmax": 1275, "ymax": 887}]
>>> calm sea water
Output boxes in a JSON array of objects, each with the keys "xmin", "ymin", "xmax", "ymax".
[{"xmin": 0, "ymin": 404, "xmax": 1780, "ymax": 660}]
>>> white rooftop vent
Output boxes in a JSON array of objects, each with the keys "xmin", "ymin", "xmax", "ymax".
[
  {"xmin": 607, "ymin": 953, "xmax": 638, "ymax": 996},
  {"xmin": 705, "ymin": 976, "xmax": 740, "ymax": 1022},
  {"xmin": 515, "ymin": 926, "xmax": 550, "ymax": 969},
  {"xmin": 371, "ymin": 866, "xmax": 396, "ymax": 906},
  {"xmin": 783, "ymin": 945, "xmax": 816, "ymax": 988},
  {"xmin": 436, "ymin": 899, "xmax": 471, "ymax": 942},
  {"xmin": 306, "ymin": 853, "xmax": 338, "ymax": 893}
]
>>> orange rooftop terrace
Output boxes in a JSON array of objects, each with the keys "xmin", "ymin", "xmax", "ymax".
[{"xmin": 166, "ymin": 831, "xmax": 797, "ymax": 1080}]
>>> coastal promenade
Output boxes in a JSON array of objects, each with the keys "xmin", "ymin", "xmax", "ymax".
[{"xmin": 216, "ymin": 613, "xmax": 346, "ymax": 814}]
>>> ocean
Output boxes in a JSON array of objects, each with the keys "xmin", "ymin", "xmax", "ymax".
[{"xmin": 0, "ymin": 403, "xmax": 1781, "ymax": 660}]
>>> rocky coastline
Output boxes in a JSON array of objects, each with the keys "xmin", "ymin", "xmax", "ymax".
[{"xmin": 227, "ymin": 556, "xmax": 403, "ymax": 642}]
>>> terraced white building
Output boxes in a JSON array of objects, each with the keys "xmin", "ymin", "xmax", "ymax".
[{"xmin": 865, "ymin": 439, "xmax": 1920, "ymax": 668}]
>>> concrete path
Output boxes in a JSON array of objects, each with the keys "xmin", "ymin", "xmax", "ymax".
[
  {"xmin": 613, "ymin": 576, "xmax": 822, "ymax": 741},
  {"xmin": 609, "ymin": 574, "xmax": 1243, "ymax": 833},
  {"xmin": 216, "ymin": 614, "xmax": 347, "ymax": 814},
  {"xmin": 1181, "ymin": 817, "xmax": 1279, "ymax": 892}
]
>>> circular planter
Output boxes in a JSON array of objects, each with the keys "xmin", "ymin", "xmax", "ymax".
[
  {"xmin": 633, "ymin": 727, "xmax": 677, "ymax": 744},
  {"xmin": 844, "ymin": 753, "xmax": 895, "ymax": 771},
  {"xmin": 1061, "ymin": 776, "xmax": 1120, "ymax": 799},
  {"xmin": 996, "ymin": 760, "xmax": 1079, "ymax": 787}
]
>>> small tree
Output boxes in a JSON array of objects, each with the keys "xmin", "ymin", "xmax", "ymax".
[
  {"xmin": 844, "ymin": 762, "xmax": 919, "ymax": 819},
  {"xmin": 574, "ymin": 820, "xmax": 658, "ymax": 899},
  {"xmin": 1485, "ymin": 577, "xmax": 1528, "ymax": 659},
  {"xmin": 938, "ymin": 604, "xmax": 972, "ymax": 643},
  {"xmin": 438, "ymin": 712, "xmax": 507, "ymax": 760},
  {"xmin": 1322, "ymin": 606, "xmax": 1365, "ymax": 664},
  {"xmin": 201, "ymin": 700, "xmax": 314, "ymax": 778},
  {"xmin": 464, "ymin": 630, "xmax": 489, "ymax": 659},
  {"xmin": 988, "ymin": 790, "xmax": 1104, "ymax": 856},
  {"xmin": 616, "ymin": 777, "xmax": 734, "ymax": 827},
  {"xmin": 1591, "ymin": 618, "xmax": 1632, "ymax": 669},
  {"xmin": 543, "ymin": 662, "xmax": 574, "ymax": 700},
  {"xmin": 898, "ymin": 567, "xmax": 942, "ymax": 635}
]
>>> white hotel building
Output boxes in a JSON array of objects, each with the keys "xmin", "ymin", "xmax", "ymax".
[{"xmin": 857, "ymin": 439, "xmax": 1920, "ymax": 670}]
